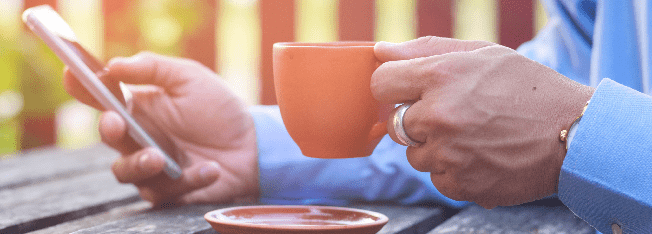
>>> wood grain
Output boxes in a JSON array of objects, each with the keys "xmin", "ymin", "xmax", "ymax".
[
  {"xmin": 352, "ymin": 204, "xmax": 453, "ymax": 234},
  {"xmin": 71, "ymin": 203, "xmax": 450, "ymax": 234},
  {"xmin": 0, "ymin": 144, "xmax": 117, "ymax": 190},
  {"xmin": 0, "ymin": 171, "xmax": 138, "ymax": 233},
  {"xmin": 29, "ymin": 201, "xmax": 151, "ymax": 234},
  {"xmin": 428, "ymin": 205, "xmax": 595, "ymax": 233}
]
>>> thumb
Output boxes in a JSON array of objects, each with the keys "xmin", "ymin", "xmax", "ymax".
[
  {"xmin": 374, "ymin": 36, "xmax": 495, "ymax": 62},
  {"xmin": 105, "ymin": 52, "xmax": 198, "ymax": 91}
]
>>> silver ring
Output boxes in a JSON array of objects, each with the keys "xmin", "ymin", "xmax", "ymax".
[{"xmin": 393, "ymin": 103, "xmax": 422, "ymax": 147}]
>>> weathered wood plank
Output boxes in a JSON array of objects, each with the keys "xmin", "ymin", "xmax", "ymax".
[
  {"xmin": 28, "ymin": 201, "xmax": 152, "ymax": 234},
  {"xmin": 71, "ymin": 204, "xmax": 231, "ymax": 234},
  {"xmin": 72, "ymin": 203, "xmax": 450, "ymax": 234},
  {"xmin": 0, "ymin": 144, "xmax": 118, "ymax": 190},
  {"xmin": 428, "ymin": 205, "xmax": 595, "ymax": 234},
  {"xmin": 352, "ymin": 204, "xmax": 453, "ymax": 234},
  {"xmin": 0, "ymin": 170, "xmax": 139, "ymax": 233}
]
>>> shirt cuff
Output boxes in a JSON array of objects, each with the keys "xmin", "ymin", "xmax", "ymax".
[{"xmin": 558, "ymin": 78, "xmax": 652, "ymax": 233}]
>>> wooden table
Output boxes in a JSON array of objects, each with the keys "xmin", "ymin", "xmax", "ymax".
[{"xmin": 1, "ymin": 144, "xmax": 596, "ymax": 234}]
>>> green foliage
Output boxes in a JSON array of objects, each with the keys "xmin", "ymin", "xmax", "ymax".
[{"xmin": 18, "ymin": 33, "xmax": 72, "ymax": 115}]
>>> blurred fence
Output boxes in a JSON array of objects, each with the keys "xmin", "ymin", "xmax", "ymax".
[{"xmin": 0, "ymin": 0, "xmax": 547, "ymax": 155}]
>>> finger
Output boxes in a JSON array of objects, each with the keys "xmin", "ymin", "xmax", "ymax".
[
  {"xmin": 387, "ymin": 101, "xmax": 431, "ymax": 145},
  {"xmin": 63, "ymin": 67, "xmax": 103, "ymax": 110},
  {"xmin": 429, "ymin": 172, "xmax": 470, "ymax": 203},
  {"xmin": 387, "ymin": 103, "xmax": 421, "ymax": 146},
  {"xmin": 374, "ymin": 36, "xmax": 494, "ymax": 62},
  {"xmin": 371, "ymin": 57, "xmax": 431, "ymax": 103},
  {"xmin": 105, "ymin": 52, "xmax": 200, "ymax": 92},
  {"xmin": 99, "ymin": 111, "xmax": 140, "ymax": 154},
  {"xmin": 112, "ymin": 148, "xmax": 167, "ymax": 184},
  {"xmin": 373, "ymin": 49, "xmax": 471, "ymax": 104},
  {"xmin": 138, "ymin": 161, "xmax": 221, "ymax": 206},
  {"xmin": 63, "ymin": 67, "xmax": 128, "ymax": 111}
]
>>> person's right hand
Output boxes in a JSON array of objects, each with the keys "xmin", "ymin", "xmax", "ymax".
[
  {"xmin": 63, "ymin": 52, "xmax": 259, "ymax": 207},
  {"xmin": 372, "ymin": 37, "xmax": 594, "ymax": 209}
]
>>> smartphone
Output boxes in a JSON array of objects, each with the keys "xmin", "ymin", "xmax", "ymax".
[{"xmin": 23, "ymin": 5, "xmax": 182, "ymax": 179}]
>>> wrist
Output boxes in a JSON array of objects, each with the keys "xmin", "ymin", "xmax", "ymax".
[
  {"xmin": 560, "ymin": 101, "xmax": 590, "ymax": 149},
  {"xmin": 559, "ymin": 86, "xmax": 595, "ymax": 152},
  {"xmin": 551, "ymin": 84, "xmax": 595, "ymax": 193}
]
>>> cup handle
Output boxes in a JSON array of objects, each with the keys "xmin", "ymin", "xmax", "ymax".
[{"xmin": 367, "ymin": 121, "xmax": 388, "ymax": 143}]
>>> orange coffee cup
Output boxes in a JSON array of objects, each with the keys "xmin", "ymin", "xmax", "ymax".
[{"xmin": 273, "ymin": 42, "xmax": 393, "ymax": 159}]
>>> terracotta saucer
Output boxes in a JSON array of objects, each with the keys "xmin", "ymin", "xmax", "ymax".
[{"xmin": 204, "ymin": 205, "xmax": 389, "ymax": 234}]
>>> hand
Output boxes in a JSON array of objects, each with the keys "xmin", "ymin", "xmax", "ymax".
[
  {"xmin": 63, "ymin": 52, "xmax": 259, "ymax": 207},
  {"xmin": 371, "ymin": 37, "xmax": 594, "ymax": 208}
]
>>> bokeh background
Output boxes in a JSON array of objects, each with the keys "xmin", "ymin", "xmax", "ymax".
[{"xmin": 0, "ymin": 0, "xmax": 548, "ymax": 157}]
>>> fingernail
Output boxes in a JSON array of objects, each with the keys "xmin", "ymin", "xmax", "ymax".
[
  {"xmin": 139, "ymin": 153, "xmax": 151, "ymax": 170},
  {"xmin": 199, "ymin": 162, "xmax": 220, "ymax": 182},
  {"xmin": 106, "ymin": 57, "xmax": 126, "ymax": 67},
  {"xmin": 103, "ymin": 111, "xmax": 121, "ymax": 128},
  {"xmin": 139, "ymin": 150, "xmax": 163, "ymax": 171}
]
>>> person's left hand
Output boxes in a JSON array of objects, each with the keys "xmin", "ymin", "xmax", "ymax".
[
  {"xmin": 62, "ymin": 52, "xmax": 259, "ymax": 207},
  {"xmin": 371, "ymin": 37, "xmax": 594, "ymax": 209}
]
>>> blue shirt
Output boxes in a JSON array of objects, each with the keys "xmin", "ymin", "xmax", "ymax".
[
  {"xmin": 251, "ymin": 0, "xmax": 652, "ymax": 232},
  {"xmin": 519, "ymin": 0, "xmax": 652, "ymax": 232}
]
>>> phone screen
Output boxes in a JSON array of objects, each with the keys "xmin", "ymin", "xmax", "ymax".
[{"xmin": 23, "ymin": 5, "xmax": 182, "ymax": 179}]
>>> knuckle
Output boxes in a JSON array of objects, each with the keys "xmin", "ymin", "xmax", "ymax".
[
  {"xmin": 135, "ymin": 51, "xmax": 157, "ymax": 60},
  {"xmin": 421, "ymin": 36, "xmax": 440, "ymax": 47},
  {"xmin": 370, "ymin": 62, "xmax": 394, "ymax": 100},
  {"xmin": 404, "ymin": 109, "xmax": 430, "ymax": 141},
  {"xmin": 418, "ymin": 36, "xmax": 450, "ymax": 51},
  {"xmin": 418, "ymin": 57, "xmax": 451, "ymax": 85},
  {"xmin": 416, "ymin": 102, "xmax": 445, "ymax": 131},
  {"xmin": 429, "ymin": 102, "xmax": 463, "ymax": 132},
  {"xmin": 184, "ymin": 58, "xmax": 207, "ymax": 69},
  {"xmin": 469, "ymin": 40, "xmax": 495, "ymax": 49},
  {"xmin": 481, "ymin": 44, "xmax": 513, "ymax": 56}
]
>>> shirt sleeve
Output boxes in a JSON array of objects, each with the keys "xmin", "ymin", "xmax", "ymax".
[
  {"xmin": 249, "ymin": 105, "xmax": 469, "ymax": 208},
  {"xmin": 559, "ymin": 79, "xmax": 652, "ymax": 233}
]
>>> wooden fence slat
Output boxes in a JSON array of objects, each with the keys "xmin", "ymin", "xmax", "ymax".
[
  {"xmin": 182, "ymin": 0, "xmax": 218, "ymax": 71},
  {"xmin": 428, "ymin": 205, "xmax": 594, "ymax": 233},
  {"xmin": 260, "ymin": 0, "xmax": 295, "ymax": 105},
  {"xmin": 338, "ymin": 0, "xmax": 375, "ymax": 41},
  {"xmin": 102, "ymin": 0, "xmax": 140, "ymax": 60},
  {"xmin": 23, "ymin": 0, "xmax": 57, "ymax": 10},
  {"xmin": 20, "ymin": 0, "xmax": 59, "ymax": 151},
  {"xmin": 498, "ymin": 0, "xmax": 534, "ymax": 49},
  {"xmin": 417, "ymin": 0, "xmax": 454, "ymax": 38}
]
